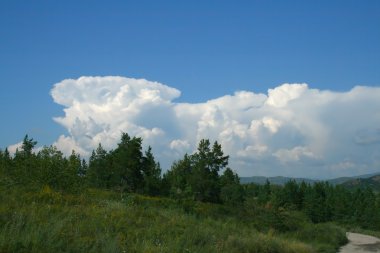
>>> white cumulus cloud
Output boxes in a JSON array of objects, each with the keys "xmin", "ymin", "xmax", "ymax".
[
  {"xmin": 273, "ymin": 146, "xmax": 318, "ymax": 163},
  {"xmin": 7, "ymin": 142, "xmax": 23, "ymax": 155},
  {"xmin": 50, "ymin": 76, "xmax": 380, "ymax": 179}
]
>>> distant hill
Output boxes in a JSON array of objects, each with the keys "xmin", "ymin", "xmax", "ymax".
[
  {"xmin": 239, "ymin": 176, "xmax": 316, "ymax": 185},
  {"xmin": 341, "ymin": 175, "xmax": 380, "ymax": 192},
  {"xmin": 328, "ymin": 172, "xmax": 380, "ymax": 185},
  {"xmin": 240, "ymin": 172, "xmax": 380, "ymax": 186}
]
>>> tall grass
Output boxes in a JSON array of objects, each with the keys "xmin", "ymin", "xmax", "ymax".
[
  {"xmin": 0, "ymin": 184, "xmax": 345, "ymax": 253},
  {"xmin": 288, "ymin": 223, "xmax": 348, "ymax": 253}
]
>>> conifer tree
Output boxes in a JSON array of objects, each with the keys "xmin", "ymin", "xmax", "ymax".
[
  {"xmin": 62, "ymin": 150, "xmax": 82, "ymax": 192},
  {"xmin": 165, "ymin": 139, "xmax": 229, "ymax": 203},
  {"xmin": 36, "ymin": 145, "xmax": 66, "ymax": 190},
  {"xmin": 79, "ymin": 159, "xmax": 88, "ymax": 177},
  {"xmin": 88, "ymin": 144, "xmax": 110, "ymax": 188},
  {"xmin": 111, "ymin": 133, "xmax": 144, "ymax": 192},
  {"xmin": 189, "ymin": 140, "xmax": 229, "ymax": 202},
  {"xmin": 13, "ymin": 135, "xmax": 38, "ymax": 184},
  {"xmin": 142, "ymin": 146, "xmax": 161, "ymax": 196},
  {"xmin": 164, "ymin": 154, "xmax": 192, "ymax": 198},
  {"xmin": 220, "ymin": 167, "xmax": 244, "ymax": 205},
  {"xmin": 257, "ymin": 180, "xmax": 271, "ymax": 204}
]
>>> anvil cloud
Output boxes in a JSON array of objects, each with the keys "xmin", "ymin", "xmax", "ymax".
[{"xmin": 49, "ymin": 76, "xmax": 380, "ymax": 178}]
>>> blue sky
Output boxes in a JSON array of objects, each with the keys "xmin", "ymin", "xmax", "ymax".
[{"xmin": 1, "ymin": 1, "xmax": 379, "ymax": 178}]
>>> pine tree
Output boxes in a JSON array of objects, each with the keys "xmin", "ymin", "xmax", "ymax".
[
  {"xmin": 62, "ymin": 150, "xmax": 82, "ymax": 192},
  {"xmin": 164, "ymin": 154, "xmax": 192, "ymax": 199},
  {"xmin": 111, "ymin": 133, "xmax": 144, "ymax": 192},
  {"xmin": 13, "ymin": 135, "xmax": 38, "ymax": 184},
  {"xmin": 303, "ymin": 182, "xmax": 328, "ymax": 223},
  {"xmin": 189, "ymin": 140, "xmax": 229, "ymax": 203},
  {"xmin": 36, "ymin": 145, "xmax": 67, "ymax": 190},
  {"xmin": 87, "ymin": 144, "xmax": 110, "ymax": 188},
  {"xmin": 21, "ymin": 134, "xmax": 37, "ymax": 158},
  {"xmin": 142, "ymin": 146, "xmax": 161, "ymax": 196},
  {"xmin": 258, "ymin": 180, "xmax": 271, "ymax": 204},
  {"xmin": 165, "ymin": 139, "xmax": 229, "ymax": 203},
  {"xmin": 3, "ymin": 148, "xmax": 11, "ymax": 163},
  {"xmin": 220, "ymin": 168, "xmax": 244, "ymax": 205}
]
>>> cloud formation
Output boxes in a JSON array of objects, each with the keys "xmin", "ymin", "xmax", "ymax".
[
  {"xmin": 7, "ymin": 142, "xmax": 22, "ymax": 155},
  {"xmin": 49, "ymin": 76, "xmax": 380, "ymax": 179}
]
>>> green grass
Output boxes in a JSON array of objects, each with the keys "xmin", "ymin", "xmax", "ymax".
[
  {"xmin": 342, "ymin": 226, "xmax": 380, "ymax": 239},
  {"xmin": 0, "ymin": 183, "xmax": 346, "ymax": 253},
  {"xmin": 288, "ymin": 223, "xmax": 348, "ymax": 253}
]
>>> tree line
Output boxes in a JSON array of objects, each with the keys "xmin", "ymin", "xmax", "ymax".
[
  {"xmin": 0, "ymin": 134, "xmax": 242, "ymax": 203},
  {"xmin": 0, "ymin": 134, "xmax": 379, "ymax": 230},
  {"xmin": 244, "ymin": 180, "xmax": 380, "ymax": 230}
]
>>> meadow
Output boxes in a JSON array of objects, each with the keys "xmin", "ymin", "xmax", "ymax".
[
  {"xmin": 3, "ymin": 135, "xmax": 378, "ymax": 253},
  {"xmin": 0, "ymin": 181, "xmax": 347, "ymax": 253}
]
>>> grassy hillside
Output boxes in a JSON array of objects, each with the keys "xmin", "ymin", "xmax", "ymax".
[
  {"xmin": 2, "ymin": 135, "xmax": 379, "ymax": 252},
  {"xmin": 341, "ymin": 175, "xmax": 380, "ymax": 192},
  {"xmin": 0, "ymin": 181, "xmax": 347, "ymax": 253}
]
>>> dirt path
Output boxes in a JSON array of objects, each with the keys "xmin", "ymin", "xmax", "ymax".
[{"xmin": 339, "ymin": 232, "xmax": 380, "ymax": 253}]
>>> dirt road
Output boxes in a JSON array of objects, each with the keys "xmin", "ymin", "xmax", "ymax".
[{"xmin": 339, "ymin": 232, "xmax": 380, "ymax": 253}]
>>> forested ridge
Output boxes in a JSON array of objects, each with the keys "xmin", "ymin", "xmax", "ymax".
[{"xmin": 1, "ymin": 134, "xmax": 379, "ymax": 252}]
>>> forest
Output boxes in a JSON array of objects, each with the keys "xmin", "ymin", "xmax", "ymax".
[{"xmin": 1, "ymin": 133, "xmax": 379, "ymax": 252}]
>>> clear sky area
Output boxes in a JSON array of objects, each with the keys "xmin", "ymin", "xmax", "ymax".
[{"xmin": 1, "ymin": 1, "xmax": 379, "ymax": 178}]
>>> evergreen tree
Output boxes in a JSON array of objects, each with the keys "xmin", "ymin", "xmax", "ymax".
[
  {"xmin": 189, "ymin": 140, "xmax": 229, "ymax": 203},
  {"xmin": 164, "ymin": 154, "xmax": 192, "ymax": 199},
  {"xmin": 329, "ymin": 185, "xmax": 349, "ymax": 222},
  {"xmin": 273, "ymin": 180, "xmax": 300, "ymax": 209},
  {"xmin": 36, "ymin": 145, "xmax": 67, "ymax": 190},
  {"xmin": 62, "ymin": 150, "xmax": 83, "ymax": 192},
  {"xmin": 3, "ymin": 148, "xmax": 11, "ymax": 163},
  {"xmin": 354, "ymin": 187, "xmax": 377, "ymax": 229},
  {"xmin": 88, "ymin": 144, "xmax": 110, "ymax": 188},
  {"xmin": 111, "ymin": 133, "xmax": 144, "ymax": 192},
  {"xmin": 257, "ymin": 180, "xmax": 271, "ymax": 204},
  {"xmin": 142, "ymin": 146, "xmax": 162, "ymax": 196},
  {"xmin": 79, "ymin": 159, "xmax": 88, "ymax": 177},
  {"xmin": 165, "ymin": 139, "xmax": 229, "ymax": 203},
  {"xmin": 303, "ymin": 182, "xmax": 329, "ymax": 223},
  {"xmin": 220, "ymin": 167, "xmax": 244, "ymax": 205},
  {"xmin": 298, "ymin": 181, "xmax": 307, "ymax": 210},
  {"xmin": 20, "ymin": 134, "xmax": 37, "ymax": 158},
  {"xmin": 13, "ymin": 135, "xmax": 38, "ymax": 184}
]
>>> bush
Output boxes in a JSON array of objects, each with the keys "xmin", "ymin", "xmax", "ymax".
[
  {"xmin": 292, "ymin": 223, "xmax": 348, "ymax": 253},
  {"xmin": 0, "ymin": 182, "xmax": 345, "ymax": 253}
]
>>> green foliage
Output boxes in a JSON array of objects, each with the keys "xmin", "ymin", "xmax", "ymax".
[
  {"xmin": 252, "ymin": 178, "xmax": 380, "ymax": 230},
  {"xmin": 12, "ymin": 135, "xmax": 38, "ymax": 183},
  {"xmin": 0, "ymin": 184, "xmax": 347, "ymax": 253},
  {"xmin": 190, "ymin": 140, "xmax": 229, "ymax": 202},
  {"xmin": 1, "ymin": 133, "xmax": 380, "ymax": 253},
  {"xmin": 341, "ymin": 176, "xmax": 380, "ymax": 192},
  {"xmin": 273, "ymin": 180, "xmax": 304, "ymax": 210},
  {"xmin": 87, "ymin": 144, "xmax": 111, "ymax": 188},
  {"xmin": 164, "ymin": 139, "xmax": 232, "ymax": 204},
  {"xmin": 220, "ymin": 168, "xmax": 244, "ymax": 205},
  {"xmin": 86, "ymin": 134, "xmax": 162, "ymax": 195},
  {"xmin": 291, "ymin": 223, "xmax": 348, "ymax": 253},
  {"xmin": 111, "ymin": 133, "xmax": 144, "ymax": 192},
  {"xmin": 164, "ymin": 154, "xmax": 193, "ymax": 199},
  {"xmin": 21, "ymin": 134, "xmax": 37, "ymax": 157},
  {"xmin": 35, "ymin": 146, "xmax": 84, "ymax": 193},
  {"xmin": 35, "ymin": 146, "xmax": 66, "ymax": 188},
  {"xmin": 0, "ymin": 148, "xmax": 11, "ymax": 176},
  {"xmin": 142, "ymin": 146, "xmax": 162, "ymax": 196}
]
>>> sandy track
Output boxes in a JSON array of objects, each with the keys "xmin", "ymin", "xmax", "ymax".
[{"xmin": 339, "ymin": 232, "xmax": 380, "ymax": 253}]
